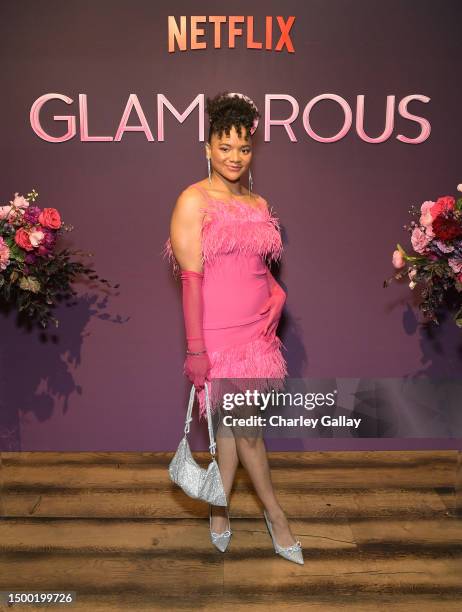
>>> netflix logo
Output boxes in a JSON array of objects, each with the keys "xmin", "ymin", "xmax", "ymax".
[{"xmin": 168, "ymin": 16, "xmax": 296, "ymax": 53}]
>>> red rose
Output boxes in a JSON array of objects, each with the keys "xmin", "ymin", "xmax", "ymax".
[
  {"xmin": 38, "ymin": 207, "xmax": 61, "ymax": 229},
  {"xmin": 14, "ymin": 227, "xmax": 34, "ymax": 251},
  {"xmin": 432, "ymin": 214, "xmax": 462, "ymax": 241},
  {"xmin": 430, "ymin": 196, "xmax": 455, "ymax": 220}
]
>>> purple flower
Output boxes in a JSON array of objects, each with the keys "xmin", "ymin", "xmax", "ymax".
[
  {"xmin": 25, "ymin": 252, "xmax": 37, "ymax": 264},
  {"xmin": 448, "ymin": 257, "xmax": 462, "ymax": 274},
  {"xmin": 42, "ymin": 229, "xmax": 56, "ymax": 248},
  {"xmin": 435, "ymin": 240, "xmax": 454, "ymax": 254},
  {"xmin": 24, "ymin": 206, "xmax": 41, "ymax": 224}
]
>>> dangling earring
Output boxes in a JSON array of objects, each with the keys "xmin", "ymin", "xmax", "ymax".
[
  {"xmin": 248, "ymin": 167, "xmax": 253, "ymax": 194},
  {"xmin": 207, "ymin": 157, "xmax": 212, "ymax": 184}
]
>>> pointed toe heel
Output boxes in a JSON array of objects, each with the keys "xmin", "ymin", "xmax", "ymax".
[
  {"xmin": 263, "ymin": 510, "xmax": 304, "ymax": 565},
  {"xmin": 209, "ymin": 504, "xmax": 232, "ymax": 553}
]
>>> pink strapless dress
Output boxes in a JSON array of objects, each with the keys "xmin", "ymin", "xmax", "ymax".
[{"xmin": 163, "ymin": 182, "xmax": 288, "ymax": 420}]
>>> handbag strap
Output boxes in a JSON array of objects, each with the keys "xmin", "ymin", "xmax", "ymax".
[
  {"xmin": 183, "ymin": 384, "xmax": 197, "ymax": 435},
  {"xmin": 183, "ymin": 382, "xmax": 217, "ymax": 458},
  {"xmin": 204, "ymin": 381, "xmax": 217, "ymax": 457}
]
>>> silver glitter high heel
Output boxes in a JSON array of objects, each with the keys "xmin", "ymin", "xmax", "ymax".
[
  {"xmin": 263, "ymin": 510, "xmax": 304, "ymax": 565},
  {"xmin": 209, "ymin": 504, "xmax": 232, "ymax": 552}
]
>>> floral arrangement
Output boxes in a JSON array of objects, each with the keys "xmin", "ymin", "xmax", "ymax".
[
  {"xmin": 385, "ymin": 185, "xmax": 462, "ymax": 327},
  {"xmin": 0, "ymin": 189, "xmax": 115, "ymax": 329}
]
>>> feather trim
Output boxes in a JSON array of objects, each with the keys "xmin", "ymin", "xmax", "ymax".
[
  {"xmin": 196, "ymin": 334, "xmax": 288, "ymax": 421},
  {"xmin": 161, "ymin": 237, "xmax": 180, "ymax": 278},
  {"xmin": 199, "ymin": 200, "xmax": 283, "ymax": 268},
  {"xmin": 161, "ymin": 199, "xmax": 283, "ymax": 277}
]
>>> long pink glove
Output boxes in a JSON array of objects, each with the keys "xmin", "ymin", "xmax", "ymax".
[
  {"xmin": 258, "ymin": 268, "xmax": 286, "ymax": 339},
  {"xmin": 180, "ymin": 270, "xmax": 211, "ymax": 390}
]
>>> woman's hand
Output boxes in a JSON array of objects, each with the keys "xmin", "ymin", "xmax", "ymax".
[
  {"xmin": 258, "ymin": 281, "xmax": 286, "ymax": 339},
  {"xmin": 184, "ymin": 351, "xmax": 211, "ymax": 390}
]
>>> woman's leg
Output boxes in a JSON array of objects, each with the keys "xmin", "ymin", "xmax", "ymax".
[
  {"xmin": 235, "ymin": 436, "xmax": 297, "ymax": 547},
  {"xmin": 210, "ymin": 425, "xmax": 239, "ymax": 533},
  {"xmin": 233, "ymin": 409, "xmax": 298, "ymax": 548}
]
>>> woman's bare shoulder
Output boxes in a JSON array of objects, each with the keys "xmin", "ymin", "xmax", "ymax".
[{"xmin": 173, "ymin": 184, "xmax": 205, "ymax": 214}]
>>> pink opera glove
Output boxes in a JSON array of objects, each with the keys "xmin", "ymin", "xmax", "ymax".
[
  {"xmin": 258, "ymin": 268, "xmax": 286, "ymax": 339},
  {"xmin": 180, "ymin": 269, "xmax": 211, "ymax": 390}
]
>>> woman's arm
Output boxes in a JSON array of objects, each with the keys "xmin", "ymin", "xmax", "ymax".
[
  {"xmin": 259, "ymin": 267, "xmax": 287, "ymax": 338},
  {"xmin": 266, "ymin": 267, "xmax": 284, "ymax": 295},
  {"xmin": 169, "ymin": 188, "xmax": 210, "ymax": 389},
  {"xmin": 169, "ymin": 188, "xmax": 204, "ymax": 273}
]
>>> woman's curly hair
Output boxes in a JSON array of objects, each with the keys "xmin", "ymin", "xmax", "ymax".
[{"xmin": 206, "ymin": 91, "xmax": 260, "ymax": 143}]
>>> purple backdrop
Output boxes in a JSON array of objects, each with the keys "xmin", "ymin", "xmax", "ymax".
[{"xmin": 0, "ymin": 0, "xmax": 461, "ymax": 451}]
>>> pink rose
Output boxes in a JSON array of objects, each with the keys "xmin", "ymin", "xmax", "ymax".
[
  {"xmin": 38, "ymin": 207, "xmax": 61, "ymax": 229},
  {"xmin": 430, "ymin": 196, "xmax": 455, "ymax": 220},
  {"xmin": 419, "ymin": 200, "xmax": 435, "ymax": 237},
  {"xmin": 424, "ymin": 225, "xmax": 434, "ymax": 238},
  {"xmin": 0, "ymin": 205, "xmax": 14, "ymax": 221},
  {"xmin": 9, "ymin": 192, "xmax": 29, "ymax": 210},
  {"xmin": 0, "ymin": 208, "xmax": 26, "ymax": 222},
  {"xmin": 411, "ymin": 227, "xmax": 431, "ymax": 254},
  {"xmin": 0, "ymin": 236, "xmax": 11, "ymax": 270},
  {"xmin": 420, "ymin": 200, "xmax": 434, "ymax": 224},
  {"xmin": 0, "ymin": 192, "xmax": 29, "ymax": 220},
  {"xmin": 14, "ymin": 227, "xmax": 34, "ymax": 251},
  {"xmin": 392, "ymin": 249, "xmax": 405, "ymax": 269}
]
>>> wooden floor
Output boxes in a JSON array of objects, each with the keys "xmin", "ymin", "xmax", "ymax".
[{"xmin": 0, "ymin": 451, "xmax": 461, "ymax": 611}]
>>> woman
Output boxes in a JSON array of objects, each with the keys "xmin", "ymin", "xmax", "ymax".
[{"xmin": 164, "ymin": 92, "xmax": 303, "ymax": 565}]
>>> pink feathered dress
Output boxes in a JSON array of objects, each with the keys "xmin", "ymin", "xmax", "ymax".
[{"xmin": 163, "ymin": 182, "xmax": 288, "ymax": 421}]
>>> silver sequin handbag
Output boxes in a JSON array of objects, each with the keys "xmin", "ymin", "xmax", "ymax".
[{"xmin": 168, "ymin": 381, "xmax": 227, "ymax": 506}]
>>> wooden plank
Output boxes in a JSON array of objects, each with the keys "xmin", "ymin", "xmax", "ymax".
[
  {"xmin": 0, "ymin": 518, "xmax": 213, "ymax": 553},
  {"xmin": 1, "ymin": 463, "xmax": 457, "ymax": 490},
  {"xmin": 0, "ymin": 518, "xmax": 356, "ymax": 554},
  {"xmin": 349, "ymin": 517, "xmax": 462, "ymax": 547},
  {"xmin": 0, "ymin": 488, "xmax": 453, "ymax": 519},
  {"xmin": 0, "ymin": 452, "xmax": 172, "ymax": 466},
  {"xmin": 4, "ymin": 594, "xmax": 459, "ymax": 611},
  {"xmin": 0, "ymin": 556, "xmax": 224, "ymax": 605},
  {"xmin": 1, "ymin": 450, "xmax": 458, "ymax": 468},
  {"xmin": 1, "ymin": 593, "xmax": 459, "ymax": 611},
  {"xmin": 0, "ymin": 547, "xmax": 460, "ymax": 601},
  {"xmin": 2, "ymin": 516, "xmax": 459, "ymax": 556},
  {"xmin": 222, "ymin": 555, "xmax": 462, "ymax": 593}
]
